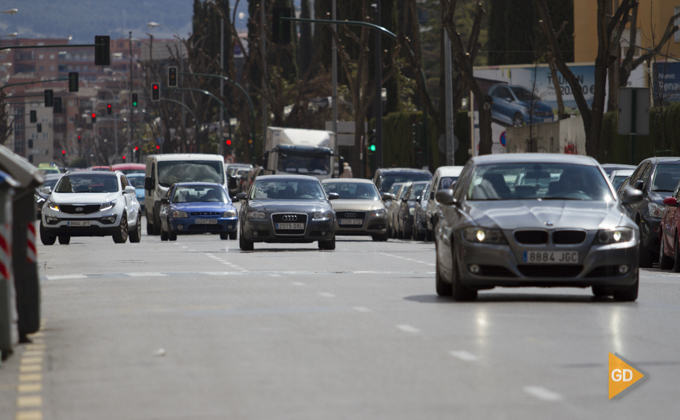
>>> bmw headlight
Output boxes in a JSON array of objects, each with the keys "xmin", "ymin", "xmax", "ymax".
[
  {"xmin": 223, "ymin": 210, "xmax": 237, "ymax": 217},
  {"xmin": 247, "ymin": 211, "xmax": 266, "ymax": 220},
  {"xmin": 648, "ymin": 202, "xmax": 665, "ymax": 218},
  {"xmin": 47, "ymin": 200, "xmax": 60, "ymax": 211},
  {"xmin": 463, "ymin": 227, "xmax": 507, "ymax": 244},
  {"xmin": 594, "ymin": 228, "xmax": 634, "ymax": 244},
  {"xmin": 99, "ymin": 200, "xmax": 117, "ymax": 212},
  {"xmin": 172, "ymin": 210, "xmax": 189, "ymax": 218},
  {"xmin": 313, "ymin": 210, "xmax": 334, "ymax": 220},
  {"xmin": 369, "ymin": 209, "xmax": 386, "ymax": 218}
]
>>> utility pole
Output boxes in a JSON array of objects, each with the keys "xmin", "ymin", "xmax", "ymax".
[
  {"xmin": 128, "ymin": 31, "xmax": 134, "ymax": 162},
  {"xmin": 219, "ymin": 17, "xmax": 225, "ymax": 157},
  {"xmin": 373, "ymin": 3, "xmax": 383, "ymax": 170},
  {"xmin": 260, "ymin": 0, "xmax": 267, "ymax": 163},
  {"xmin": 444, "ymin": 35, "xmax": 454, "ymax": 166},
  {"xmin": 332, "ymin": 0, "xmax": 338, "ymax": 162}
]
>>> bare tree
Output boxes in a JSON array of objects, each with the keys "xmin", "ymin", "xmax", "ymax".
[{"xmin": 0, "ymin": 91, "xmax": 13, "ymax": 146}]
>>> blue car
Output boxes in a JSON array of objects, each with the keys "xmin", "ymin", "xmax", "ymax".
[
  {"xmin": 488, "ymin": 84, "xmax": 554, "ymax": 127},
  {"xmin": 126, "ymin": 173, "xmax": 146, "ymax": 212},
  {"xmin": 160, "ymin": 182, "xmax": 238, "ymax": 241}
]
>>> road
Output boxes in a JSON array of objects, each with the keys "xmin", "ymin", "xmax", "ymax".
[{"xmin": 2, "ymin": 222, "xmax": 680, "ymax": 419}]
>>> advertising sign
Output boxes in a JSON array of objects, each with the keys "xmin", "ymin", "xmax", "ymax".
[{"xmin": 652, "ymin": 61, "xmax": 680, "ymax": 104}]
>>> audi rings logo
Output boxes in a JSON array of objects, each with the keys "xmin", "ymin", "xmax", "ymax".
[
  {"xmin": 345, "ymin": 213, "xmax": 357, "ymax": 218},
  {"xmin": 75, "ymin": 207, "xmax": 83, "ymax": 212},
  {"xmin": 282, "ymin": 215, "xmax": 297, "ymax": 222}
]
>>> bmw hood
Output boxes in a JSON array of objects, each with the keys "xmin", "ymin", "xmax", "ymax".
[
  {"xmin": 330, "ymin": 199, "xmax": 384, "ymax": 212},
  {"xmin": 466, "ymin": 200, "xmax": 626, "ymax": 230},
  {"xmin": 248, "ymin": 199, "xmax": 331, "ymax": 213},
  {"xmin": 50, "ymin": 192, "xmax": 119, "ymax": 204}
]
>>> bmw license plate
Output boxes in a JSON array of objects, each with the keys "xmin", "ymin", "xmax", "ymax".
[
  {"xmin": 523, "ymin": 250, "xmax": 578, "ymax": 264},
  {"xmin": 276, "ymin": 223, "xmax": 304, "ymax": 230},
  {"xmin": 196, "ymin": 219, "xmax": 217, "ymax": 224},
  {"xmin": 68, "ymin": 221, "xmax": 90, "ymax": 227},
  {"xmin": 339, "ymin": 219, "xmax": 362, "ymax": 225}
]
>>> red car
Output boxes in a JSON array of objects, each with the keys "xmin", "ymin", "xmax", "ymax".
[
  {"xmin": 111, "ymin": 163, "xmax": 145, "ymax": 174},
  {"xmin": 659, "ymin": 194, "xmax": 680, "ymax": 271}
]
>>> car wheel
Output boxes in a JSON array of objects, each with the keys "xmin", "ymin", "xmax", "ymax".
[
  {"xmin": 39, "ymin": 222, "xmax": 56, "ymax": 246},
  {"xmin": 160, "ymin": 227, "xmax": 168, "ymax": 241},
  {"xmin": 168, "ymin": 229, "xmax": 177, "ymax": 241},
  {"xmin": 220, "ymin": 232, "xmax": 229, "ymax": 240},
  {"xmin": 229, "ymin": 231, "xmax": 237, "ymax": 240},
  {"xmin": 591, "ymin": 286, "xmax": 610, "ymax": 297},
  {"xmin": 372, "ymin": 233, "xmax": 388, "ymax": 242},
  {"xmin": 450, "ymin": 247, "xmax": 477, "ymax": 301},
  {"xmin": 673, "ymin": 232, "xmax": 680, "ymax": 273},
  {"xmin": 637, "ymin": 220, "xmax": 653, "ymax": 268},
  {"xmin": 129, "ymin": 214, "xmax": 142, "ymax": 243},
  {"xmin": 612, "ymin": 272, "xmax": 639, "ymax": 302},
  {"xmin": 512, "ymin": 112, "xmax": 524, "ymax": 127},
  {"xmin": 153, "ymin": 212, "xmax": 162, "ymax": 235},
  {"xmin": 239, "ymin": 227, "xmax": 254, "ymax": 251},
  {"xmin": 435, "ymin": 244, "xmax": 452, "ymax": 296},
  {"xmin": 146, "ymin": 214, "xmax": 153, "ymax": 235},
  {"xmin": 659, "ymin": 235, "xmax": 673, "ymax": 269},
  {"xmin": 318, "ymin": 237, "xmax": 336, "ymax": 250},
  {"xmin": 112, "ymin": 213, "xmax": 128, "ymax": 244},
  {"xmin": 403, "ymin": 223, "xmax": 412, "ymax": 240},
  {"xmin": 58, "ymin": 235, "xmax": 70, "ymax": 245}
]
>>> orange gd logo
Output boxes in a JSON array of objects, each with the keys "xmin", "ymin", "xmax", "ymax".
[{"xmin": 609, "ymin": 353, "xmax": 647, "ymax": 399}]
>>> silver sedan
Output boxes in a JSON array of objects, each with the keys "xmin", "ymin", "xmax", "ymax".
[{"xmin": 434, "ymin": 153, "xmax": 643, "ymax": 301}]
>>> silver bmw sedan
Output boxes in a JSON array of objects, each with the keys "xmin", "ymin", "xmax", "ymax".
[{"xmin": 434, "ymin": 154, "xmax": 643, "ymax": 301}]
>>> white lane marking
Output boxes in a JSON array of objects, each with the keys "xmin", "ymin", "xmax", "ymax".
[
  {"xmin": 44, "ymin": 274, "xmax": 88, "ymax": 280},
  {"xmin": 292, "ymin": 282, "xmax": 305, "ymax": 286},
  {"xmin": 269, "ymin": 274, "xmax": 281, "ymax": 277},
  {"xmin": 128, "ymin": 272, "xmax": 169, "ymax": 277},
  {"xmin": 523, "ymin": 386, "xmax": 563, "ymax": 401},
  {"xmin": 319, "ymin": 292, "xmax": 335, "ymax": 298},
  {"xmin": 181, "ymin": 246, "xmax": 188, "ymax": 249},
  {"xmin": 396, "ymin": 324, "xmax": 420, "ymax": 334},
  {"xmin": 188, "ymin": 249, "xmax": 195, "ymax": 252},
  {"xmin": 379, "ymin": 252, "xmax": 433, "ymax": 267},
  {"xmin": 352, "ymin": 306, "xmax": 371, "ymax": 313},
  {"xmin": 449, "ymin": 350, "xmax": 479, "ymax": 362}
]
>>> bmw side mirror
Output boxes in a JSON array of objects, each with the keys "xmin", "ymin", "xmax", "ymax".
[
  {"xmin": 236, "ymin": 192, "xmax": 247, "ymax": 201},
  {"xmin": 161, "ymin": 197, "xmax": 169, "ymax": 204},
  {"xmin": 415, "ymin": 195, "xmax": 421, "ymax": 201},
  {"xmin": 621, "ymin": 188, "xmax": 643, "ymax": 205},
  {"xmin": 124, "ymin": 185, "xmax": 135, "ymax": 194},
  {"xmin": 435, "ymin": 189, "xmax": 457, "ymax": 206},
  {"xmin": 144, "ymin": 177, "xmax": 153, "ymax": 191},
  {"xmin": 382, "ymin": 193, "xmax": 394, "ymax": 201},
  {"xmin": 430, "ymin": 191, "xmax": 434, "ymax": 200},
  {"xmin": 663, "ymin": 197, "xmax": 679, "ymax": 207},
  {"xmin": 41, "ymin": 186, "xmax": 52, "ymax": 194},
  {"xmin": 328, "ymin": 192, "xmax": 340, "ymax": 200},
  {"xmin": 634, "ymin": 180, "xmax": 644, "ymax": 191}
]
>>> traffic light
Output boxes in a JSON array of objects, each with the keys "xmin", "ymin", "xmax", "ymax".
[
  {"xmin": 68, "ymin": 72, "xmax": 79, "ymax": 92},
  {"xmin": 226, "ymin": 139, "xmax": 232, "ymax": 146},
  {"xmin": 367, "ymin": 129, "xmax": 376, "ymax": 153},
  {"xmin": 155, "ymin": 145, "xmax": 160, "ymax": 151},
  {"xmin": 54, "ymin": 97, "xmax": 62, "ymax": 113},
  {"xmin": 94, "ymin": 35, "xmax": 111, "ymax": 66},
  {"xmin": 272, "ymin": 7, "xmax": 292, "ymax": 44},
  {"xmin": 29, "ymin": 110, "xmax": 37, "ymax": 123},
  {"xmin": 107, "ymin": 103, "xmax": 112, "ymax": 115},
  {"xmin": 37, "ymin": 123, "xmax": 42, "ymax": 133},
  {"xmin": 134, "ymin": 146, "xmax": 139, "ymax": 153},
  {"xmin": 77, "ymin": 135, "xmax": 81, "ymax": 144},
  {"xmin": 44, "ymin": 89, "xmax": 53, "ymax": 107},
  {"xmin": 91, "ymin": 112, "xmax": 96, "ymax": 123},
  {"xmin": 132, "ymin": 93, "xmax": 138, "ymax": 107},
  {"xmin": 122, "ymin": 155, "xmax": 126, "ymax": 162},
  {"xmin": 62, "ymin": 150, "xmax": 66, "ymax": 156},
  {"xmin": 168, "ymin": 66, "xmax": 177, "ymax": 87},
  {"xmin": 151, "ymin": 84, "xmax": 159, "ymax": 101}
]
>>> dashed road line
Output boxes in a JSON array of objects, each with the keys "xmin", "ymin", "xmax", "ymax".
[
  {"xmin": 319, "ymin": 292, "xmax": 335, "ymax": 298},
  {"xmin": 128, "ymin": 272, "xmax": 169, "ymax": 277},
  {"xmin": 523, "ymin": 386, "xmax": 563, "ymax": 401},
  {"xmin": 292, "ymin": 282, "xmax": 305, "ymax": 286},
  {"xmin": 379, "ymin": 252, "xmax": 434, "ymax": 267},
  {"xmin": 396, "ymin": 324, "xmax": 420, "ymax": 334},
  {"xmin": 449, "ymin": 350, "xmax": 479, "ymax": 362},
  {"xmin": 269, "ymin": 274, "xmax": 281, "ymax": 277},
  {"xmin": 352, "ymin": 306, "xmax": 371, "ymax": 312}
]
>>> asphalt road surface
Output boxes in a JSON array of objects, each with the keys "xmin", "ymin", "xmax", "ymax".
[{"xmin": 2, "ymin": 221, "xmax": 680, "ymax": 419}]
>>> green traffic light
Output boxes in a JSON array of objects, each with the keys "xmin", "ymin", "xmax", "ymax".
[{"xmin": 369, "ymin": 144, "xmax": 376, "ymax": 152}]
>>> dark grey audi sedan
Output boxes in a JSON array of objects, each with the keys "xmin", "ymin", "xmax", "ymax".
[
  {"xmin": 236, "ymin": 175, "xmax": 338, "ymax": 250},
  {"xmin": 434, "ymin": 154, "xmax": 643, "ymax": 301}
]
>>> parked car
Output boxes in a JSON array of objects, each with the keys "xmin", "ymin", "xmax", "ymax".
[
  {"xmin": 37, "ymin": 163, "xmax": 61, "ymax": 176},
  {"xmin": 89, "ymin": 166, "xmax": 113, "ymax": 171},
  {"xmin": 609, "ymin": 169, "xmax": 634, "ymax": 192},
  {"xmin": 601, "ymin": 163, "xmax": 636, "ymax": 176},
  {"xmin": 226, "ymin": 163, "xmax": 253, "ymax": 197},
  {"xmin": 235, "ymin": 168, "xmax": 251, "ymax": 194},
  {"xmin": 322, "ymin": 178, "xmax": 388, "ymax": 241},
  {"xmin": 412, "ymin": 180, "xmax": 431, "ymax": 241},
  {"xmin": 372, "ymin": 167, "xmax": 432, "ymax": 193},
  {"xmin": 434, "ymin": 153, "xmax": 643, "ymax": 301},
  {"xmin": 620, "ymin": 157, "xmax": 680, "ymax": 267},
  {"xmin": 40, "ymin": 171, "xmax": 142, "ymax": 245},
  {"xmin": 387, "ymin": 182, "xmax": 412, "ymax": 238},
  {"xmin": 35, "ymin": 174, "xmax": 63, "ymax": 221},
  {"xmin": 111, "ymin": 163, "xmax": 146, "ymax": 174},
  {"xmin": 425, "ymin": 166, "xmax": 464, "ymax": 238},
  {"xmin": 159, "ymin": 182, "xmax": 238, "ymax": 241},
  {"xmin": 658, "ymin": 183, "xmax": 680, "ymax": 271},
  {"xmin": 236, "ymin": 175, "xmax": 338, "ymax": 250},
  {"xmin": 241, "ymin": 166, "xmax": 265, "ymax": 195},
  {"xmin": 397, "ymin": 181, "xmax": 429, "ymax": 240},
  {"xmin": 488, "ymin": 84, "xmax": 554, "ymax": 127},
  {"xmin": 125, "ymin": 173, "xmax": 146, "ymax": 212}
]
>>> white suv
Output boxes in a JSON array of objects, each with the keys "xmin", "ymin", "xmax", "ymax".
[{"xmin": 40, "ymin": 171, "xmax": 142, "ymax": 245}]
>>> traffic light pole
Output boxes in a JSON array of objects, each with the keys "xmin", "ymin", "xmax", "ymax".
[
  {"xmin": 162, "ymin": 87, "xmax": 232, "ymax": 153},
  {"xmin": 179, "ymin": 72, "xmax": 255, "ymax": 158},
  {"xmin": 281, "ymin": 16, "xmax": 429, "ymax": 169},
  {"xmin": 0, "ymin": 78, "xmax": 68, "ymax": 91}
]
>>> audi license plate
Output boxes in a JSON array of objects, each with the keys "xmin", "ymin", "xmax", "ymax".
[
  {"xmin": 522, "ymin": 250, "xmax": 578, "ymax": 264},
  {"xmin": 68, "ymin": 221, "xmax": 91, "ymax": 227},
  {"xmin": 195, "ymin": 219, "xmax": 217, "ymax": 224},
  {"xmin": 276, "ymin": 223, "xmax": 304, "ymax": 230},
  {"xmin": 339, "ymin": 219, "xmax": 363, "ymax": 225}
]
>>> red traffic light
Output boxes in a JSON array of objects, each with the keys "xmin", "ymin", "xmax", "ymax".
[
  {"xmin": 134, "ymin": 146, "xmax": 139, "ymax": 151},
  {"xmin": 91, "ymin": 113, "xmax": 96, "ymax": 118},
  {"xmin": 61, "ymin": 150, "xmax": 66, "ymax": 155},
  {"xmin": 107, "ymin": 104, "xmax": 112, "ymax": 109},
  {"xmin": 226, "ymin": 139, "xmax": 232, "ymax": 146},
  {"xmin": 156, "ymin": 145, "xmax": 160, "ymax": 150},
  {"xmin": 122, "ymin": 155, "xmax": 126, "ymax": 160},
  {"xmin": 152, "ymin": 84, "xmax": 158, "ymax": 90}
]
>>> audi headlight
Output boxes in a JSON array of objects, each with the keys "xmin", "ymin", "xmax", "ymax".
[
  {"xmin": 463, "ymin": 227, "xmax": 507, "ymax": 244},
  {"xmin": 594, "ymin": 228, "xmax": 634, "ymax": 244},
  {"xmin": 99, "ymin": 200, "xmax": 117, "ymax": 212},
  {"xmin": 369, "ymin": 209, "xmax": 386, "ymax": 218},
  {"xmin": 247, "ymin": 211, "xmax": 266, "ymax": 220},
  {"xmin": 172, "ymin": 210, "xmax": 189, "ymax": 218},
  {"xmin": 47, "ymin": 200, "xmax": 60, "ymax": 211},
  {"xmin": 313, "ymin": 210, "xmax": 334, "ymax": 220},
  {"xmin": 223, "ymin": 210, "xmax": 237, "ymax": 217},
  {"xmin": 648, "ymin": 202, "xmax": 665, "ymax": 218}
]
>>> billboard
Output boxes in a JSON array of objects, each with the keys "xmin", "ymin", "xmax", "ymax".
[{"xmin": 652, "ymin": 61, "xmax": 680, "ymax": 104}]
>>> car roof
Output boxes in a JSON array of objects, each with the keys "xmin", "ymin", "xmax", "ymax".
[
  {"xmin": 643, "ymin": 157, "xmax": 680, "ymax": 164},
  {"xmin": 377, "ymin": 168, "xmax": 432, "ymax": 175},
  {"xmin": 322, "ymin": 178, "xmax": 374, "ymax": 184},
  {"xmin": 125, "ymin": 173, "xmax": 145, "ymax": 177},
  {"xmin": 65, "ymin": 170, "xmax": 117, "ymax": 176},
  {"xmin": 147, "ymin": 153, "xmax": 224, "ymax": 162},
  {"xmin": 172, "ymin": 182, "xmax": 224, "ymax": 187},
  {"xmin": 471, "ymin": 153, "xmax": 599, "ymax": 166},
  {"xmin": 435, "ymin": 166, "xmax": 465, "ymax": 176},
  {"xmin": 43, "ymin": 173, "xmax": 63, "ymax": 180},
  {"xmin": 611, "ymin": 169, "xmax": 634, "ymax": 176},
  {"xmin": 256, "ymin": 174, "xmax": 320, "ymax": 182}
]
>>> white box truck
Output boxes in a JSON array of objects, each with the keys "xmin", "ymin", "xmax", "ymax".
[{"xmin": 263, "ymin": 127, "xmax": 340, "ymax": 181}]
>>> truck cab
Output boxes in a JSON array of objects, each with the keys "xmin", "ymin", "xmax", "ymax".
[{"xmin": 264, "ymin": 127, "xmax": 338, "ymax": 181}]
